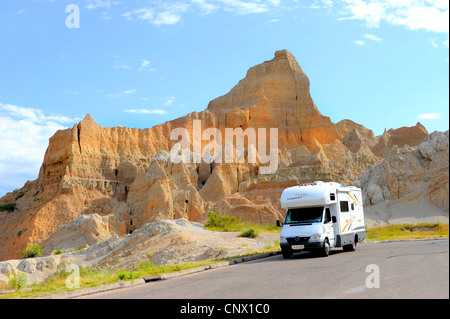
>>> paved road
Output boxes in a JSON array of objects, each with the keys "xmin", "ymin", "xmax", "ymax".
[{"xmin": 79, "ymin": 239, "xmax": 449, "ymax": 299}]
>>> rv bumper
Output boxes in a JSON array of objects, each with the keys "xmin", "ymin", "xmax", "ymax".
[{"xmin": 280, "ymin": 242, "xmax": 323, "ymax": 251}]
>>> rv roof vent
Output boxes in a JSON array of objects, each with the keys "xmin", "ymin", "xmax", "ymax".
[{"xmin": 313, "ymin": 181, "xmax": 324, "ymax": 185}]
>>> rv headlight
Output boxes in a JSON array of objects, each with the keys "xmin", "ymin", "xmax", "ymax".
[
  {"xmin": 309, "ymin": 234, "xmax": 322, "ymax": 241},
  {"xmin": 280, "ymin": 236, "xmax": 287, "ymax": 244}
]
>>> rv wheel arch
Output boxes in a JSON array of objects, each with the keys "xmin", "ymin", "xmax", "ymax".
[
  {"xmin": 343, "ymin": 234, "xmax": 357, "ymax": 252},
  {"xmin": 321, "ymin": 238, "xmax": 331, "ymax": 257}
]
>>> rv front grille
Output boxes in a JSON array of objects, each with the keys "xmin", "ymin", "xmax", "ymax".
[{"xmin": 286, "ymin": 237, "xmax": 310, "ymax": 244}]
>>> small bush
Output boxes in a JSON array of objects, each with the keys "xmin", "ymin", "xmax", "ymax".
[
  {"xmin": 118, "ymin": 271, "xmax": 127, "ymax": 280},
  {"xmin": 0, "ymin": 203, "xmax": 16, "ymax": 213},
  {"xmin": 53, "ymin": 250, "xmax": 63, "ymax": 255},
  {"xmin": 21, "ymin": 244, "xmax": 42, "ymax": 259},
  {"xmin": 74, "ymin": 245, "xmax": 88, "ymax": 251},
  {"xmin": 17, "ymin": 229, "xmax": 27, "ymax": 237},
  {"xmin": 15, "ymin": 192, "xmax": 25, "ymax": 200},
  {"xmin": 8, "ymin": 271, "xmax": 27, "ymax": 290},
  {"xmin": 239, "ymin": 227, "xmax": 260, "ymax": 238},
  {"xmin": 206, "ymin": 211, "xmax": 242, "ymax": 229}
]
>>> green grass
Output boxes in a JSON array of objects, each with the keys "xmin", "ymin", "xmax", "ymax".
[
  {"xmin": 0, "ymin": 258, "xmax": 227, "ymax": 299},
  {"xmin": 2, "ymin": 217, "xmax": 446, "ymax": 299},
  {"xmin": 366, "ymin": 223, "xmax": 449, "ymax": 241},
  {"xmin": 204, "ymin": 211, "xmax": 280, "ymax": 234},
  {"xmin": 0, "ymin": 245, "xmax": 280, "ymax": 300}
]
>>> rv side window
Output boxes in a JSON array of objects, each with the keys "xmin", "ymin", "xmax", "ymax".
[
  {"xmin": 340, "ymin": 201, "xmax": 349, "ymax": 212},
  {"xmin": 351, "ymin": 203, "xmax": 355, "ymax": 210},
  {"xmin": 330, "ymin": 193, "xmax": 336, "ymax": 201},
  {"xmin": 324, "ymin": 208, "xmax": 331, "ymax": 223}
]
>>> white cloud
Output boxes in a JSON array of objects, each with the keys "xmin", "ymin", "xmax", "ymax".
[
  {"xmin": 418, "ymin": 113, "xmax": 441, "ymax": 119},
  {"xmin": 124, "ymin": 109, "xmax": 168, "ymax": 115},
  {"xmin": 140, "ymin": 60, "xmax": 150, "ymax": 71},
  {"xmin": 153, "ymin": 11, "xmax": 183, "ymax": 25},
  {"xmin": 114, "ymin": 63, "xmax": 131, "ymax": 70},
  {"xmin": 192, "ymin": 0, "xmax": 219, "ymax": 14},
  {"xmin": 122, "ymin": 0, "xmax": 281, "ymax": 25},
  {"xmin": 354, "ymin": 40, "xmax": 365, "ymax": 46},
  {"xmin": 123, "ymin": 3, "xmax": 188, "ymax": 25},
  {"xmin": 218, "ymin": 0, "xmax": 269, "ymax": 14},
  {"xmin": 0, "ymin": 103, "xmax": 79, "ymax": 195},
  {"xmin": 106, "ymin": 89, "xmax": 137, "ymax": 98},
  {"xmin": 334, "ymin": 0, "xmax": 449, "ymax": 33},
  {"xmin": 430, "ymin": 38, "xmax": 439, "ymax": 48},
  {"xmin": 86, "ymin": 0, "xmax": 120, "ymax": 11},
  {"xmin": 124, "ymin": 8, "xmax": 155, "ymax": 22},
  {"xmin": 165, "ymin": 96, "xmax": 176, "ymax": 106},
  {"xmin": 364, "ymin": 34, "xmax": 383, "ymax": 42},
  {"xmin": 139, "ymin": 59, "xmax": 156, "ymax": 72}
]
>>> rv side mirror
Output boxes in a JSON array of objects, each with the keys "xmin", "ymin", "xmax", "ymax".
[
  {"xmin": 276, "ymin": 220, "xmax": 282, "ymax": 227},
  {"xmin": 332, "ymin": 216, "xmax": 337, "ymax": 223}
]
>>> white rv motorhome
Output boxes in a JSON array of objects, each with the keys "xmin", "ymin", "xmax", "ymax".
[{"xmin": 278, "ymin": 181, "xmax": 366, "ymax": 258}]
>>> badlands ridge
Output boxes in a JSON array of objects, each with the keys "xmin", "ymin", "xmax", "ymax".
[{"xmin": 0, "ymin": 50, "xmax": 448, "ymax": 269}]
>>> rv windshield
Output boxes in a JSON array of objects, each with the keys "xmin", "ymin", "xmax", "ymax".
[{"xmin": 285, "ymin": 207, "xmax": 324, "ymax": 224}]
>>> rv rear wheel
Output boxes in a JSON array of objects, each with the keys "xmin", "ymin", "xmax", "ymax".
[{"xmin": 343, "ymin": 236, "xmax": 357, "ymax": 251}]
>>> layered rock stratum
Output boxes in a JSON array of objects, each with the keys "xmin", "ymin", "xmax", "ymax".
[
  {"xmin": 0, "ymin": 50, "xmax": 445, "ymax": 264},
  {"xmin": 357, "ymin": 130, "xmax": 449, "ymax": 226}
]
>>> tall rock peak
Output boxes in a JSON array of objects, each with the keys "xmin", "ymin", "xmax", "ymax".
[
  {"xmin": 207, "ymin": 50, "xmax": 315, "ymax": 115},
  {"xmin": 274, "ymin": 49, "xmax": 296, "ymax": 60}
]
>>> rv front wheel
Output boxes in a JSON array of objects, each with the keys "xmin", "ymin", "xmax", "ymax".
[
  {"xmin": 321, "ymin": 239, "xmax": 331, "ymax": 257},
  {"xmin": 281, "ymin": 248, "xmax": 293, "ymax": 259}
]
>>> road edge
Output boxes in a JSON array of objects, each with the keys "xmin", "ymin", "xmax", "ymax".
[
  {"xmin": 39, "ymin": 237, "xmax": 450, "ymax": 299},
  {"xmin": 43, "ymin": 250, "xmax": 282, "ymax": 299}
]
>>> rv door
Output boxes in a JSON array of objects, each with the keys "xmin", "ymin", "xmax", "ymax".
[
  {"xmin": 323, "ymin": 207, "xmax": 335, "ymax": 247},
  {"xmin": 337, "ymin": 192, "xmax": 354, "ymax": 246}
]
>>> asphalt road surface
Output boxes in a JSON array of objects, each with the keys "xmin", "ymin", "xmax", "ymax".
[{"xmin": 79, "ymin": 239, "xmax": 449, "ymax": 299}]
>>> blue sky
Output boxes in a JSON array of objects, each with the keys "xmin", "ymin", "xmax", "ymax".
[{"xmin": 0, "ymin": 0, "xmax": 448, "ymax": 196}]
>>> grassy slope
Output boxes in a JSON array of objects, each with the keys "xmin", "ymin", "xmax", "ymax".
[{"xmin": 1, "ymin": 221, "xmax": 447, "ymax": 299}]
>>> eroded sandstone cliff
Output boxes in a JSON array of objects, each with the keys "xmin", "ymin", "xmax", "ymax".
[{"xmin": 0, "ymin": 50, "xmax": 433, "ymax": 261}]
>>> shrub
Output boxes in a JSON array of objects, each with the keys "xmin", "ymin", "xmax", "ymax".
[
  {"xmin": 15, "ymin": 192, "xmax": 25, "ymax": 200},
  {"xmin": 21, "ymin": 244, "xmax": 42, "ymax": 259},
  {"xmin": 206, "ymin": 211, "xmax": 242, "ymax": 229},
  {"xmin": 118, "ymin": 271, "xmax": 127, "ymax": 280},
  {"xmin": 74, "ymin": 245, "xmax": 88, "ymax": 251},
  {"xmin": 17, "ymin": 229, "xmax": 27, "ymax": 237},
  {"xmin": 8, "ymin": 271, "xmax": 27, "ymax": 290},
  {"xmin": 239, "ymin": 227, "xmax": 260, "ymax": 238},
  {"xmin": 0, "ymin": 203, "xmax": 16, "ymax": 213}
]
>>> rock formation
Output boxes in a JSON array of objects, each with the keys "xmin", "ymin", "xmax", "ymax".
[
  {"xmin": 0, "ymin": 218, "xmax": 279, "ymax": 285},
  {"xmin": 0, "ymin": 50, "xmax": 435, "ymax": 261},
  {"xmin": 357, "ymin": 130, "xmax": 449, "ymax": 226}
]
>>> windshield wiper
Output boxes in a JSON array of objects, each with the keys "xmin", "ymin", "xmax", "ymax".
[{"xmin": 286, "ymin": 222, "xmax": 313, "ymax": 226}]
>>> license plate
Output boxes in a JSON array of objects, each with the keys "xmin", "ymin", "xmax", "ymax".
[{"xmin": 291, "ymin": 245, "xmax": 304, "ymax": 250}]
